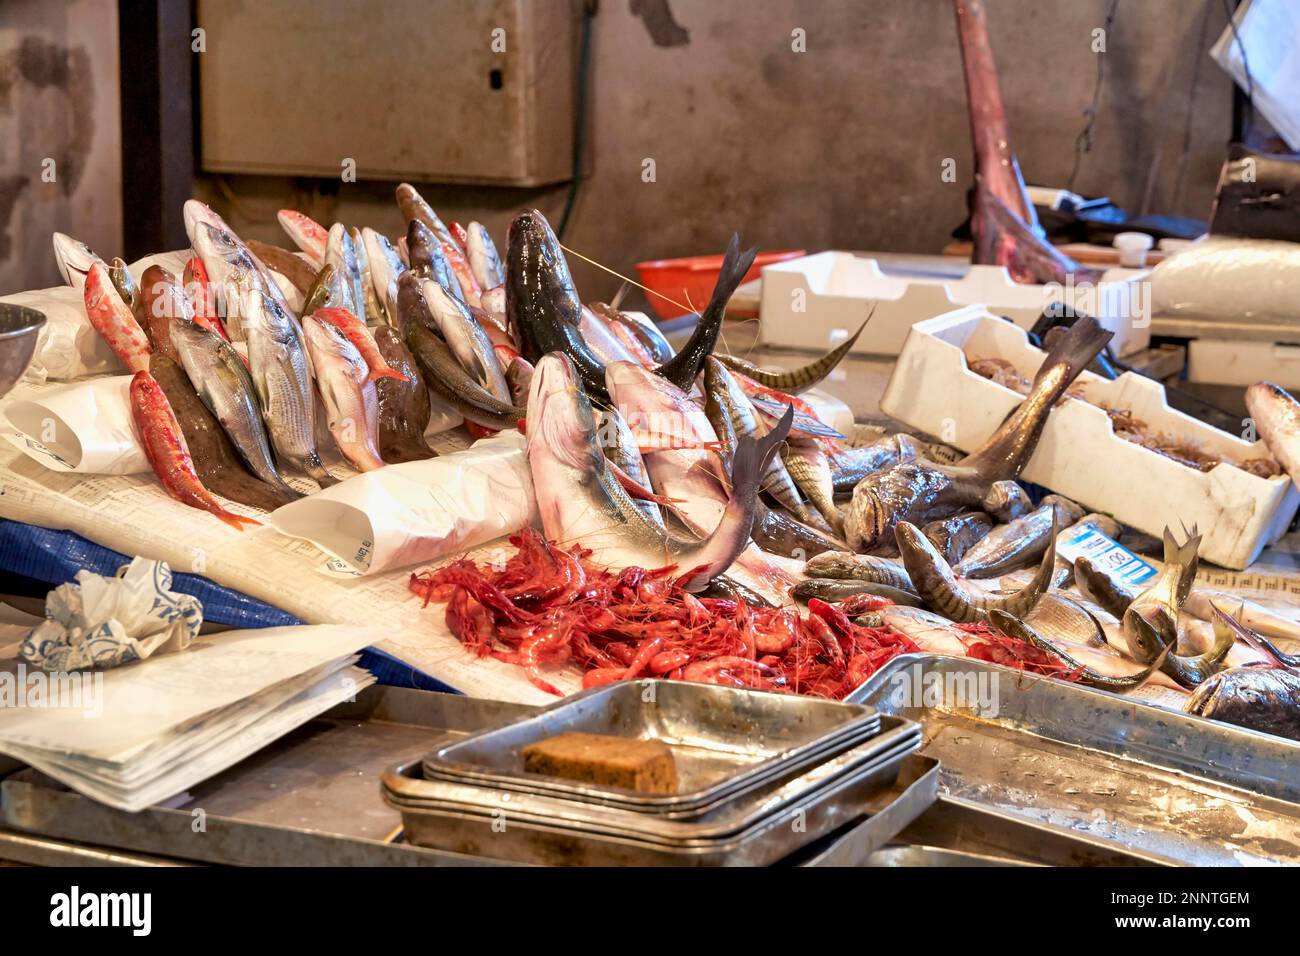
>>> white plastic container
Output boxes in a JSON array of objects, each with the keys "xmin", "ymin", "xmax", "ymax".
[
  {"xmin": 880, "ymin": 305, "xmax": 1297, "ymax": 570},
  {"xmin": 1187, "ymin": 339, "xmax": 1300, "ymax": 390},
  {"xmin": 759, "ymin": 252, "xmax": 1151, "ymax": 358}
]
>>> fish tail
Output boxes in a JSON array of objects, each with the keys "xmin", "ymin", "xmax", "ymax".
[
  {"xmin": 674, "ymin": 407, "xmax": 793, "ymax": 591},
  {"xmin": 214, "ymin": 509, "xmax": 262, "ymax": 532},
  {"xmin": 654, "ymin": 234, "xmax": 757, "ymax": 391},
  {"xmin": 960, "ymin": 316, "xmax": 1111, "ymax": 480},
  {"xmin": 369, "ymin": 367, "xmax": 410, "ymax": 383}
]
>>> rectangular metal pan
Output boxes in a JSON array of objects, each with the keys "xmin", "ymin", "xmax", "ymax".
[
  {"xmin": 389, "ymin": 731, "xmax": 927, "ymax": 866},
  {"xmin": 848, "ymin": 653, "xmax": 1300, "ymax": 866},
  {"xmin": 388, "ymin": 717, "xmax": 920, "ymax": 841},
  {"xmin": 424, "ymin": 679, "xmax": 879, "ymax": 812}
]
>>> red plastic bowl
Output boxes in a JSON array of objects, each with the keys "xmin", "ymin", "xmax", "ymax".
[{"xmin": 635, "ymin": 249, "xmax": 805, "ymax": 322}]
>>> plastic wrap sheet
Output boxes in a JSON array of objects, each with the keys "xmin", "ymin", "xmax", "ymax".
[
  {"xmin": 0, "ymin": 286, "xmax": 124, "ymax": 383},
  {"xmin": 1150, "ymin": 237, "xmax": 1300, "ymax": 324}
]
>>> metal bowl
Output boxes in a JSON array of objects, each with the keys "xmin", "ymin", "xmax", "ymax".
[{"xmin": 0, "ymin": 304, "xmax": 46, "ymax": 399}]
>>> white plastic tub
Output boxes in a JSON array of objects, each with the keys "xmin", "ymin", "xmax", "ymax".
[
  {"xmin": 879, "ymin": 306, "xmax": 1297, "ymax": 570},
  {"xmin": 759, "ymin": 252, "xmax": 1151, "ymax": 358}
]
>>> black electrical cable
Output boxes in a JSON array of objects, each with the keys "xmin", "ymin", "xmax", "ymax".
[{"xmin": 557, "ymin": 3, "xmax": 596, "ymax": 242}]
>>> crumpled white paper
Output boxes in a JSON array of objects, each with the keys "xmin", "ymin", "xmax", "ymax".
[
  {"xmin": 1, "ymin": 375, "xmax": 149, "ymax": 474},
  {"xmin": 19, "ymin": 558, "xmax": 203, "ymax": 672},
  {"xmin": 268, "ymin": 429, "xmax": 537, "ymax": 576}
]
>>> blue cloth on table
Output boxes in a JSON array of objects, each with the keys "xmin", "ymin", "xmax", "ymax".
[{"xmin": 0, "ymin": 518, "xmax": 456, "ymax": 693}]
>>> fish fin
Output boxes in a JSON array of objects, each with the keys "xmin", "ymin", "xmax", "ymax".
[
  {"xmin": 368, "ymin": 367, "xmax": 410, "ymax": 383},
  {"xmin": 959, "ymin": 316, "xmax": 1111, "ymax": 480},
  {"xmin": 654, "ymin": 233, "xmax": 757, "ymax": 391}
]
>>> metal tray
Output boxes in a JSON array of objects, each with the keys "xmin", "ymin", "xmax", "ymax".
[
  {"xmin": 420, "ymin": 721, "xmax": 884, "ymax": 820},
  {"xmin": 848, "ymin": 653, "xmax": 1300, "ymax": 866},
  {"xmin": 424, "ymin": 679, "xmax": 879, "ymax": 812},
  {"xmin": 787, "ymin": 755, "xmax": 941, "ymax": 867},
  {"xmin": 388, "ymin": 717, "xmax": 921, "ymax": 842},
  {"xmin": 389, "ymin": 733, "xmax": 929, "ymax": 866}
]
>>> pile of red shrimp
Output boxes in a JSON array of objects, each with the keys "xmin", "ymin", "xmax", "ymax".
[{"xmin": 410, "ymin": 529, "xmax": 1071, "ymax": 698}]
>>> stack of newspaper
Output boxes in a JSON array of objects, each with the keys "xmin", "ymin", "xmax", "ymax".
[{"xmin": 0, "ymin": 625, "xmax": 378, "ymax": 811}]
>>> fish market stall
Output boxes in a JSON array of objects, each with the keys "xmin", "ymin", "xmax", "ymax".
[{"xmin": 4, "ymin": 0, "xmax": 1300, "ymax": 873}]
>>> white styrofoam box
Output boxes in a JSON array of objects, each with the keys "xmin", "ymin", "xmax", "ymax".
[
  {"xmin": 1187, "ymin": 339, "xmax": 1300, "ymax": 390},
  {"xmin": 759, "ymin": 252, "xmax": 1151, "ymax": 358},
  {"xmin": 880, "ymin": 305, "xmax": 1298, "ymax": 570}
]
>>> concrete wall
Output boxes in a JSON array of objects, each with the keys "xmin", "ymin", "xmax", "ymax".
[
  {"xmin": 200, "ymin": 0, "xmax": 1235, "ymax": 307},
  {"xmin": 0, "ymin": 0, "xmax": 122, "ymax": 293},
  {"xmin": 1, "ymin": 1, "xmax": 1236, "ymax": 304}
]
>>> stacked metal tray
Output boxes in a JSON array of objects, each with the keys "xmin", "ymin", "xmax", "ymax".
[{"xmin": 383, "ymin": 679, "xmax": 927, "ymax": 865}]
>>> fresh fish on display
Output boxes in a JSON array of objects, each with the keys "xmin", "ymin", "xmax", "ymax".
[
  {"xmin": 371, "ymin": 325, "xmax": 435, "ymax": 463},
  {"xmin": 954, "ymin": 495, "xmax": 1085, "ymax": 578},
  {"xmin": 1120, "ymin": 526, "xmax": 1200, "ymax": 664},
  {"xmin": 324, "ymin": 223, "xmax": 367, "ymax": 323},
  {"xmin": 83, "ymin": 263, "xmax": 151, "ymax": 373},
  {"xmin": 107, "ymin": 257, "xmax": 144, "ymax": 325},
  {"xmin": 1246, "ymin": 382, "xmax": 1300, "ymax": 493},
  {"xmin": 351, "ymin": 226, "xmax": 385, "ymax": 326},
  {"xmin": 894, "ymin": 518, "xmax": 1057, "ymax": 623},
  {"xmin": 309, "ymin": 307, "xmax": 408, "ymax": 383},
  {"xmin": 508, "ymin": 208, "xmax": 752, "ymax": 403},
  {"xmin": 243, "ymin": 289, "xmax": 334, "ymax": 485},
  {"xmin": 52, "ymin": 232, "xmax": 107, "ymax": 290},
  {"xmin": 750, "ymin": 502, "xmax": 847, "ymax": 559},
  {"xmin": 598, "ymin": 407, "xmax": 664, "ymax": 531},
  {"xmin": 245, "ymin": 238, "xmax": 320, "ymax": 297},
  {"xmin": 405, "ymin": 321, "xmax": 524, "ymax": 433},
  {"xmin": 715, "ymin": 316, "xmax": 870, "ymax": 395},
  {"xmin": 406, "ymin": 219, "xmax": 460, "ymax": 298},
  {"xmin": 703, "ymin": 357, "xmax": 815, "ymax": 526},
  {"xmin": 922, "ymin": 511, "xmax": 994, "ymax": 565},
  {"xmin": 803, "ymin": 550, "xmax": 915, "ymax": 592},
  {"xmin": 782, "ymin": 437, "xmax": 843, "ymax": 533},
  {"xmin": 527, "ymin": 352, "xmax": 792, "ymax": 592},
  {"xmin": 588, "ymin": 300, "xmax": 674, "ymax": 365},
  {"xmin": 396, "ymin": 182, "xmax": 453, "ymax": 243},
  {"xmin": 302, "ymin": 315, "xmax": 385, "ymax": 472},
  {"xmin": 792, "ymin": 578, "xmax": 923, "ymax": 607},
  {"xmin": 421, "ymin": 277, "xmax": 511, "ymax": 402},
  {"xmin": 988, "ymin": 609, "xmax": 1169, "ymax": 691},
  {"xmin": 169, "ymin": 319, "xmax": 301, "ymax": 500},
  {"xmin": 130, "ymin": 370, "xmax": 261, "ymax": 531},
  {"xmin": 277, "ymin": 209, "xmax": 329, "ymax": 267},
  {"xmin": 579, "ymin": 305, "xmax": 640, "ymax": 365},
  {"xmin": 845, "ymin": 318, "xmax": 1109, "ymax": 551},
  {"xmin": 138, "ymin": 265, "xmax": 190, "ymax": 363},
  {"xmin": 829, "ymin": 433, "xmax": 922, "ymax": 494},
  {"xmin": 362, "ymin": 227, "xmax": 407, "ymax": 327}
]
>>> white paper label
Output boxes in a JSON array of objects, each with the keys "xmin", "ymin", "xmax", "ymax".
[{"xmin": 1058, "ymin": 523, "xmax": 1157, "ymax": 586}]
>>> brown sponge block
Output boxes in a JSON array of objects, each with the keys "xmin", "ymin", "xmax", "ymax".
[{"xmin": 521, "ymin": 732, "xmax": 678, "ymax": 794}]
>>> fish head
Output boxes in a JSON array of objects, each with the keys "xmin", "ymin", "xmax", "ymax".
[
  {"xmin": 303, "ymin": 316, "xmax": 366, "ymax": 383},
  {"xmin": 527, "ymin": 352, "xmax": 603, "ymax": 479},
  {"xmin": 1121, "ymin": 602, "xmax": 1176, "ymax": 664},
  {"xmin": 183, "ymin": 199, "xmax": 230, "ymax": 246},
  {"xmin": 505, "ymin": 210, "xmax": 581, "ymax": 324},
  {"xmin": 52, "ymin": 232, "xmax": 104, "ymax": 289},
  {"xmin": 1246, "ymin": 382, "xmax": 1300, "ymax": 436}
]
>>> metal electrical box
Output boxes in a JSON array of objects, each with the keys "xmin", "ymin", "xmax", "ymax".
[{"xmin": 197, "ymin": 0, "xmax": 580, "ymax": 186}]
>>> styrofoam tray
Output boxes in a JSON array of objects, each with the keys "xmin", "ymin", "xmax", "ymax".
[
  {"xmin": 759, "ymin": 252, "xmax": 1151, "ymax": 358},
  {"xmin": 879, "ymin": 305, "xmax": 1298, "ymax": 570},
  {"xmin": 1187, "ymin": 338, "xmax": 1300, "ymax": 390}
]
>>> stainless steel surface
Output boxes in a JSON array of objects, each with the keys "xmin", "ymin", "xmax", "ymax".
[
  {"xmin": 391, "ymin": 726, "xmax": 926, "ymax": 866},
  {"xmin": 425, "ymin": 678, "xmax": 878, "ymax": 812},
  {"xmin": 0, "ymin": 830, "xmax": 191, "ymax": 867},
  {"xmin": 0, "ymin": 304, "xmax": 45, "ymax": 400},
  {"xmin": 789, "ymin": 754, "xmax": 941, "ymax": 867},
  {"xmin": 0, "ymin": 686, "xmax": 533, "ymax": 867},
  {"xmin": 861, "ymin": 843, "xmax": 1032, "ymax": 867},
  {"xmin": 849, "ymin": 654, "xmax": 1300, "ymax": 865}
]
